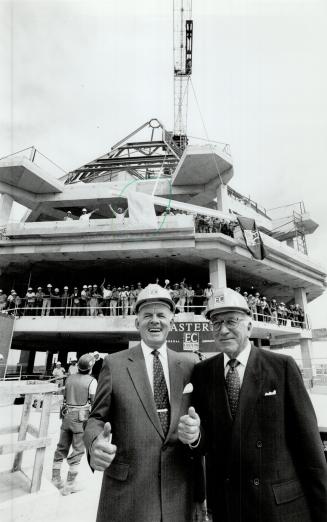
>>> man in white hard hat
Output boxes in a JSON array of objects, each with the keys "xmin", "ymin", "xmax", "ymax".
[
  {"xmin": 79, "ymin": 208, "xmax": 98, "ymax": 221},
  {"xmin": 178, "ymin": 287, "xmax": 327, "ymax": 522},
  {"xmin": 84, "ymin": 284, "xmax": 203, "ymax": 522},
  {"xmin": 52, "ymin": 353, "xmax": 96, "ymax": 495},
  {"xmin": 42, "ymin": 284, "xmax": 52, "ymax": 316}
]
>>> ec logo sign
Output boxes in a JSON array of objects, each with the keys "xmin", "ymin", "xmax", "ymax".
[{"xmin": 183, "ymin": 332, "xmax": 199, "ymax": 351}]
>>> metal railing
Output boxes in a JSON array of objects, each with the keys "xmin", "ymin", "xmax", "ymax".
[{"xmin": 1, "ymin": 304, "xmax": 308, "ymax": 329}]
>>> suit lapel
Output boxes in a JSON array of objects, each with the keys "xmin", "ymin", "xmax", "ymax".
[
  {"xmin": 126, "ymin": 344, "xmax": 164, "ymax": 439},
  {"xmin": 232, "ymin": 345, "xmax": 264, "ymax": 439},
  {"xmin": 165, "ymin": 349, "xmax": 184, "ymax": 440}
]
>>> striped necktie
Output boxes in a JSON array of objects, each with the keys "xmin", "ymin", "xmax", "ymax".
[
  {"xmin": 152, "ymin": 350, "xmax": 170, "ymax": 436},
  {"xmin": 226, "ymin": 359, "xmax": 240, "ymax": 418}
]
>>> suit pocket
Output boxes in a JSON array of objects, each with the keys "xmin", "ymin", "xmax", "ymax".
[
  {"xmin": 272, "ymin": 479, "xmax": 304, "ymax": 505},
  {"xmin": 106, "ymin": 461, "xmax": 129, "ymax": 482}
]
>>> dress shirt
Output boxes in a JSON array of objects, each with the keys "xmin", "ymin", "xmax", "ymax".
[
  {"xmin": 223, "ymin": 341, "xmax": 252, "ymax": 387},
  {"xmin": 141, "ymin": 340, "xmax": 170, "ymax": 399}
]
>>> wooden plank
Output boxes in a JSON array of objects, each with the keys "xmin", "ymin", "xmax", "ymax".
[
  {"xmin": 12, "ymin": 394, "xmax": 33, "ymax": 472},
  {"xmin": 26, "ymin": 424, "xmax": 39, "ymax": 438},
  {"xmin": 31, "ymin": 393, "xmax": 52, "ymax": 493},
  {"xmin": 0, "ymin": 383, "xmax": 58, "ymax": 395},
  {"xmin": 0, "ymin": 437, "xmax": 51, "ymax": 455},
  {"xmin": 0, "ymin": 425, "xmax": 19, "ymax": 436}
]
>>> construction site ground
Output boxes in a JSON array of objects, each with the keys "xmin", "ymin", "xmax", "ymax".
[{"xmin": 0, "ymin": 388, "xmax": 326, "ymax": 522}]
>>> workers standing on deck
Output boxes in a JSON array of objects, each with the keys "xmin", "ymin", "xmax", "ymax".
[{"xmin": 52, "ymin": 353, "xmax": 97, "ymax": 495}]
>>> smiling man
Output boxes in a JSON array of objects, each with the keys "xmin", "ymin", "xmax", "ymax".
[
  {"xmin": 178, "ymin": 287, "xmax": 327, "ymax": 522},
  {"xmin": 84, "ymin": 284, "xmax": 202, "ymax": 522}
]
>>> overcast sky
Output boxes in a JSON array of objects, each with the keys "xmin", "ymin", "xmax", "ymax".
[{"xmin": 1, "ymin": 0, "xmax": 327, "ymax": 327}]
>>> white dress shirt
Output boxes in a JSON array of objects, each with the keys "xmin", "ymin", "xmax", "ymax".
[
  {"xmin": 223, "ymin": 341, "xmax": 252, "ymax": 387},
  {"xmin": 141, "ymin": 340, "xmax": 170, "ymax": 399}
]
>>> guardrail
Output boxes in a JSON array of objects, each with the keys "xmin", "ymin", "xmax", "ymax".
[{"xmin": 1, "ymin": 305, "xmax": 308, "ymax": 329}]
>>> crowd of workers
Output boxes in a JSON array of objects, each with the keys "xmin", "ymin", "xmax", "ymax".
[{"xmin": 0, "ymin": 281, "xmax": 305, "ymax": 327}]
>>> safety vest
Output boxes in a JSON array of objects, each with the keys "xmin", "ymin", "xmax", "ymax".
[{"xmin": 65, "ymin": 373, "xmax": 95, "ymax": 407}]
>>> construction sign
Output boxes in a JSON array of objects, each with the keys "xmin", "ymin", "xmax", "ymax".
[{"xmin": 167, "ymin": 322, "xmax": 216, "ymax": 352}]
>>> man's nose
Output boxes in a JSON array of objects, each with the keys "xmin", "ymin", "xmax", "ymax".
[
  {"xmin": 150, "ymin": 315, "xmax": 160, "ymax": 323},
  {"xmin": 219, "ymin": 323, "xmax": 229, "ymax": 334}
]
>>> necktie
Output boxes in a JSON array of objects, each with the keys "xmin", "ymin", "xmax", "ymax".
[
  {"xmin": 152, "ymin": 350, "xmax": 170, "ymax": 436},
  {"xmin": 226, "ymin": 359, "xmax": 240, "ymax": 418}
]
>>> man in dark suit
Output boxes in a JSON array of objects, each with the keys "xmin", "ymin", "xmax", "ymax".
[
  {"xmin": 84, "ymin": 284, "xmax": 202, "ymax": 522},
  {"xmin": 178, "ymin": 287, "xmax": 327, "ymax": 522}
]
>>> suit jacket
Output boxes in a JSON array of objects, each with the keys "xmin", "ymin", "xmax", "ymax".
[
  {"xmin": 84, "ymin": 344, "xmax": 202, "ymax": 522},
  {"xmin": 192, "ymin": 345, "xmax": 327, "ymax": 522}
]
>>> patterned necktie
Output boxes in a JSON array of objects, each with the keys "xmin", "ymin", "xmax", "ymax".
[
  {"xmin": 226, "ymin": 359, "xmax": 241, "ymax": 418},
  {"xmin": 152, "ymin": 350, "xmax": 170, "ymax": 436}
]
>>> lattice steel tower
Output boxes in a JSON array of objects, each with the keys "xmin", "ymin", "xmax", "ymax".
[{"xmin": 173, "ymin": 0, "xmax": 193, "ymax": 149}]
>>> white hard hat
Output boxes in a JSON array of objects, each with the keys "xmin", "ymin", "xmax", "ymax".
[
  {"xmin": 64, "ymin": 286, "xmax": 69, "ymax": 290},
  {"xmin": 47, "ymin": 284, "xmax": 52, "ymax": 287},
  {"xmin": 82, "ymin": 208, "xmax": 87, "ymax": 212},
  {"xmin": 83, "ymin": 285, "xmax": 87, "ymax": 289},
  {"xmin": 28, "ymin": 287, "xmax": 33, "ymax": 291},
  {"xmin": 135, "ymin": 284, "xmax": 175, "ymax": 313},
  {"xmin": 205, "ymin": 287, "xmax": 251, "ymax": 320}
]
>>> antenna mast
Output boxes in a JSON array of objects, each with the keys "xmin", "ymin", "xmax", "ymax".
[{"xmin": 173, "ymin": 0, "xmax": 193, "ymax": 149}]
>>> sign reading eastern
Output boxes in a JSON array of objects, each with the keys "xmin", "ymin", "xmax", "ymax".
[{"xmin": 167, "ymin": 322, "xmax": 215, "ymax": 352}]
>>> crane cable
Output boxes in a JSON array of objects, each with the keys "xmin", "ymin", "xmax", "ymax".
[
  {"xmin": 190, "ymin": 78, "xmax": 225, "ymax": 187},
  {"xmin": 152, "ymin": 78, "xmax": 190, "ymax": 196}
]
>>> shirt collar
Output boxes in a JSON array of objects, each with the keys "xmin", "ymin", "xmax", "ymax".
[
  {"xmin": 141, "ymin": 340, "xmax": 168, "ymax": 357},
  {"xmin": 223, "ymin": 341, "xmax": 252, "ymax": 369}
]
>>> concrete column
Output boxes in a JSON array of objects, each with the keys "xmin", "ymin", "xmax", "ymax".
[
  {"xmin": 216, "ymin": 184, "xmax": 229, "ymax": 212},
  {"xmin": 45, "ymin": 351, "xmax": 54, "ymax": 374},
  {"xmin": 294, "ymin": 287, "xmax": 313, "ymax": 388},
  {"xmin": 19, "ymin": 350, "xmax": 35, "ymax": 375},
  {"xmin": 0, "ymin": 194, "xmax": 14, "ymax": 226},
  {"xmin": 209, "ymin": 259, "xmax": 227, "ymax": 289}
]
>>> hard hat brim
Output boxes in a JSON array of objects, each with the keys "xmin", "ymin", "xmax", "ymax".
[
  {"xmin": 206, "ymin": 306, "xmax": 251, "ymax": 320},
  {"xmin": 135, "ymin": 298, "xmax": 175, "ymax": 314}
]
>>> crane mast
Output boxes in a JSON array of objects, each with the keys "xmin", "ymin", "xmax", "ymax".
[{"xmin": 173, "ymin": 0, "xmax": 193, "ymax": 149}]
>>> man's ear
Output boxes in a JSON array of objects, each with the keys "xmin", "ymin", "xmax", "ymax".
[{"xmin": 135, "ymin": 317, "xmax": 139, "ymax": 330}]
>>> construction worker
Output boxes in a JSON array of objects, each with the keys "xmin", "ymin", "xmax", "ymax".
[{"xmin": 52, "ymin": 353, "xmax": 97, "ymax": 495}]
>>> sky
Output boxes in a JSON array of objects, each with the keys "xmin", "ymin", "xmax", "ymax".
[{"xmin": 1, "ymin": 0, "xmax": 327, "ymax": 327}]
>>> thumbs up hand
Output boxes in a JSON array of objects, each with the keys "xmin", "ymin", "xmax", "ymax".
[
  {"xmin": 90, "ymin": 422, "xmax": 117, "ymax": 471},
  {"xmin": 178, "ymin": 407, "xmax": 201, "ymax": 445}
]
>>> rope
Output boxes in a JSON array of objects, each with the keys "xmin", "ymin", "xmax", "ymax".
[
  {"xmin": 190, "ymin": 78, "xmax": 224, "ymax": 186},
  {"xmin": 152, "ymin": 80, "xmax": 190, "ymax": 197}
]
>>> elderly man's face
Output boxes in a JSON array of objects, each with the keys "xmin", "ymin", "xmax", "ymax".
[
  {"xmin": 135, "ymin": 303, "xmax": 174, "ymax": 349},
  {"xmin": 211, "ymin": 311, "xmax": 252, "ymax": 358}
]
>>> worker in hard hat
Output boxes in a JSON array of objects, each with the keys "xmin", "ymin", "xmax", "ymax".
[
  {"xmin": 79, "ymin": 208, "xmax": 98, "ymax": 221},
  {"xmin": 84, "ymin": 284, "xmax": 204, "ymax": 522},
  {"xmin": 52, "ymin": 353, "xmax": 97, "ymax": 495},
  {"xmin": 178, "ymin": 287, "xmax": 327, "ymax": 522}
]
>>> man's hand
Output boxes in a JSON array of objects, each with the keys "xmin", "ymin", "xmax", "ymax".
[
  {"xmin": 178, "ymin": 407, "xmax": 200, "ymax": 445},
  {"xmin": 90, "ymin": 422, "xmax": 117, "ymax": 471}
]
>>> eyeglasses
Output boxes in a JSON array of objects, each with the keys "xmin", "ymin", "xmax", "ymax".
[{"xmin": 211, "ymin": 317, "xmax": 245, "ymax": 332}]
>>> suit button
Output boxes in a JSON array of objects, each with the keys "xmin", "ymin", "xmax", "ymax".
[
  {"xmin": 256, "ymin": 440, "xmax": 263, "ymax": 448},
  {"xmin": 253, "ymin": 478, "xmax": 260, "ymax": 486}
]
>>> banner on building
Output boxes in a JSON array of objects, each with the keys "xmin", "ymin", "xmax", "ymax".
[
  {"xmin": 237, "ymin": 216, "xmax": 266, "ymax": 260},
  {"xmin": 0, "ymin": 314, "xmax": 15, "ymax": 378},
  {"xmin": 167, "ymin": 322, "xmax": 215, "ymax": 353}
]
